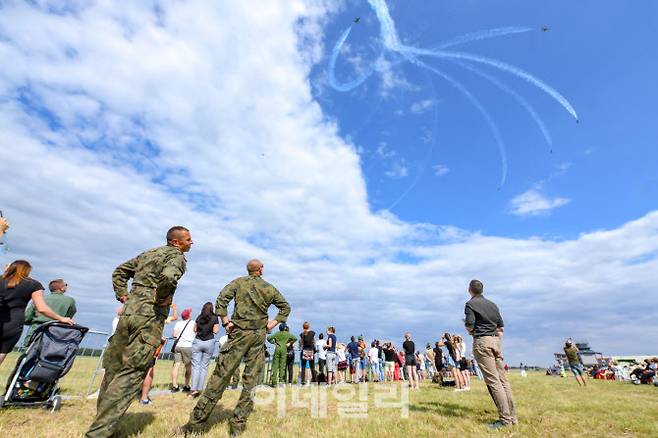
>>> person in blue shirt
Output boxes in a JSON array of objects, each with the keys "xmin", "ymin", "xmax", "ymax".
[
  {"xmin": 325, "ymin": 327, "xmax": 338, "ymax": 385},
  {"xmin": 346, "ymin": 336, "xmax": 360, "ymax": 383}
]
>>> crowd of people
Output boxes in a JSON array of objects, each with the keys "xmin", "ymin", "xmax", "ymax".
[
  {"xmin": 0, "ymin": 224, "xmax": 518, "ymax": 435},
  {"xmin": 546, "ymin": 339, "xmax": 658, "ymax": 387},
  {"xmin": 254, "ymin": 324, "xmax": 482, "ymax": 392}
]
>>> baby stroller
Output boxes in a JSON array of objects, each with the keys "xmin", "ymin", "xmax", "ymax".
[{"xmin": 1, "ymin": 321, "xmax": 88, "ymax": 411}]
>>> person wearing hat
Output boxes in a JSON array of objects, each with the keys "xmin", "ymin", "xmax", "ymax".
[
  {"xmin": 563, "ymin": 339, "xmax": 587, "ymax": 387},
  {"xmin": 267, "ymin": 323, "xmax": 297, "ymax": 386},
  {"xmin": 171, "ymin": 307, "xmax": 195, "ymax": 392}
]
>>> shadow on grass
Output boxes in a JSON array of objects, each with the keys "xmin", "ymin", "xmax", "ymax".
[
  {"xmin": 192, "ymin": 405, "xmax": 236, "ymax": 435},
  {"xmin": 410, "ymin": 401, "xmax": 489, "ymax": 420},
  {"xmin": 116, "ymin": 412, "xmax": 155, "ymax": 437}
]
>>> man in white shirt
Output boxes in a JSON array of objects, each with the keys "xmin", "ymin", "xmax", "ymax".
[
  {"xmin": 171, "ymin": 308, "xmax": 195, "ymax": 392},
  {"xmin": 368, "ymin": 342, "xmax": 380, "ymax": 382},
  {"xmin": 316, "ymin": 333, "xmax": 327, "ymax": 379}
]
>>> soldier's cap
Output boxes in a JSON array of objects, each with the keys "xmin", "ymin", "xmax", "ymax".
[{"xmin": 279, "ymin": 323, "xmax": 288, "ymax": 331}]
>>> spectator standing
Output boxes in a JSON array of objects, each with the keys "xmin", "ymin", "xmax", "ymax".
[
  {"xmin": 455, "ymin": 335, "xmax": 471, "ymax": 391},
  {"xmin": 23, "ymin": 278, "xmax": 77, "ymax": 345},
  {"xmin": 444, "ymin": 333, "xmax": 465, "ymax": 391},
  {"xmin": 424, "ymin": 343, "xmax": 435, "ymax": 379},
  {"xmin": 267, "ymin": 324, "xmax": 297, "ymax": 386},
  {"xmin": 563, "ymin": 340, "xmax": 587, "ymax": 387},
  {"xmin": 171, "ymin": 308, "xmax": 195, "ymax": 392},
  {"xmin": 377, "ymin": 340, "xmax": 385, "ymax": 382},
  {"xmin": 464, "ymin": 279, "xmax": 517, "ymax": 429},
  {"xmin": 346, "ymin": 336, "xmax": 360, "ymax": 383},
  {"xmin": 299, "ymin": 322, "xmax": 317, "ymax": 385},
  {"xmin": 285, "ymin": 340, "xmax": 295, "ymax": 385},
  {"xmin": 368, "ymin": 342, "xmax": 380, "ymax": 382},
  {"xmin": 325, "ymin": 327, "xmax": 337, "ymax": 385},
  {"xmin": 179, "ymin": 259, "xmax": 290, "ymax": 437},
  {"xmin": 189, "ymin": 302, "xmax": 219, "ymax": 397},
  {"xmin": 415, "ymin": 351, "xmax": 425, "ymax": 381},
  {"xmin": 316, "ymin": 333, "xmax": 327, "ymax": 378},
  {"xmin": 358, "ymin": 336, "xmax": 367, "ymax": 383},
  {"xmin": 520, "ymin": 362, "xmax": 527, "ymax": 378},
  {"xmin": 395, "ymin": 349, "xmax": 404, "ymax": 381},
  {"xmin": 1, "ymin": 261, "xmax": 74, "ymax": 368},
  {"xmin": 433, "ymin": 341, "xmax": 444, "ymax": 376},
  {"xmin": 383, "ymin": 342, "xmax": 396, "ymax": 382},
  {"xmin": 336, "ymin": 343, "xmax": 348, "ymax": 383},
  {"xmin": 403, "ymin": 333, "xmax": 419, "ymax": 389},
  {"xmin": 86, "ymin": 226, "xmax": 191, "ymax": 438}
]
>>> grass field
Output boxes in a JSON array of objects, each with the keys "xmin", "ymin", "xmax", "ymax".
[{"xmin": 1, "ymin": 354, "xmax": 656, "ymax": 437}]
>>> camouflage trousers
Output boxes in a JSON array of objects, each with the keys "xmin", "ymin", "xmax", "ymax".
[
  {"xmin": 269, "ymin": 348, "xmax": 287, "ymax": 385},
  {"xmin": 187, "ymin": 327, "xmax": 266, "ymax": 434},
  {"xmin": 85, "ymin": 314, "xmax": 164, "ymax": 438}
]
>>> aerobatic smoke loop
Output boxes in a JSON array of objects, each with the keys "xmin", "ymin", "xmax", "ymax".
[{"xmin": 328, "ymin": 0, "xmax": 578, "ymax": 187}]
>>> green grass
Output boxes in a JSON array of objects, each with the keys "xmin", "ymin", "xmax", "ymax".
[{"xmin": 1, "ymin": 354, "xmax": 656, "ymax": 437}]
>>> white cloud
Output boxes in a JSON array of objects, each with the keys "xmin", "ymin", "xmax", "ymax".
[
  {"xmin": 509, "ymin": 188, "xmax": 570, "ymax": 216},
  {"xmin": 432, "ymin": 164, "xmax": 450, "ymax": 177},
  {"xmin": 409, "ymin": 99, "xmax": 438, "ymax": 114},
  {"xmin": 0, "ymin": 1, "xmax": 655, "ymax": 366},
  {"xmin": 384, "ymin": 163, "xmax": 408, "ymax": 178}
]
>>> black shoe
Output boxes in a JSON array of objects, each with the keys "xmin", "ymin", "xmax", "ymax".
[
  {"xmin": 170, "ymin": 385, "xmax": 180, "ymax": 393},
  {"xmin": 182, "ymin": 385, "xmax": 191, "ymax": 393}
]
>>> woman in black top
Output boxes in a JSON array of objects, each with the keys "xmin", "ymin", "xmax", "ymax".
[
  {"xmin": 189, "ymin": 302, "xmax": 219, "ymax": 396},
  {"xmin": 299, "ymin": 321, "xmax": 316, "ymax": 385},
  {"xmin": 443, "ymin": 332, "xmax": 465, "ymax": 390},
  {"xmin": 403, "ymin": 333, "xmax": 419, "ymax": 389},
  {"xmin": 433, "ymin": 341, "xmax": 444, "ymax": 372},
  {"xmin": 0, "ymin": 260, "xmax": 74, "ymax": 367}
]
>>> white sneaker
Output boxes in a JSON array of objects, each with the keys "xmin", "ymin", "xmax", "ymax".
[
  {"xmin": 454, "ymin": 388, "xmax": 464, "ymax": 392},
  {"xmin": 463, "ymin": 386, "xmax": 471, "ymax": 391}
]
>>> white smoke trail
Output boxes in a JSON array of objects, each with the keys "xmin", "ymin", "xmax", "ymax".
[
  {"xmin": 413, "ymin": 58, "xmax": 508, "ymax": 187},
  {"xmin": 327, "ymin": 0, "xmax": 577, "ymax": 187},
  {"xmin": 407, "ymin": 47, "xmax": 579, "ymax": 121},
  {"xmin": 327, "ymin": 26, "xmax": 376, "ymax": 92},
  {"xmin": 437, "ymin": 27, "xmax": 534, "ymax": 49},
  {"xmin": 368, "ymin": 0, "xmax": 404, "ymax": 51},
  {"xmin": 451, "ymin": 59, "xmax": 553, "ymax": 148}
]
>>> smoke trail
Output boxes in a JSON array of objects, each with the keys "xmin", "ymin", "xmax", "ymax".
[
  {"xmin": 450, "ymin": 59, "xmax": 553, "ymax": 148},
  {"xmin": 407, "ymin": 47, "xmax": 579, "ymax": 121},
  {"xmin": 387, "ymin": 71, "xmax": 439, "ymax": 210},
  {"xmin": 437, "ymin": 27, "xmax": 534, "ymax": 49},
  {"xmin": 327, "ymin": 26, "xmax": 376, "ymax": 92},
  {"xmin": 327, "ymin": 0, "xmax": 577, "ymax": 187},
  {"xmin": 368, "ymin": 0, "xmax": 404, "ymax": 51},
  {"xmin": 413, "ymin": 58, "xmax": 508, "ymax": 187}
]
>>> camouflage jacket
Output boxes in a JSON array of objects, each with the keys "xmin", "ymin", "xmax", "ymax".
[
  {"xmin": 112, "ymin": 244, "xmax": 187, "ymax": 318},
  {"xmin": 267, "ymin": 331, "xmax": 297, "ymax": 351},
  {"xmin": 216, "ymin": 275, "xmax": 290, "ymax": 330}
]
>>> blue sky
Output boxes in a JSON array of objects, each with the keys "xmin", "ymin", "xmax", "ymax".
[
  {"xmin": 0, "ymin": 0, "xmax": 657, "ymax": 365},
  {"xmin": 317, "ymin": 0, "xmax": 658, "ymax": 237}
]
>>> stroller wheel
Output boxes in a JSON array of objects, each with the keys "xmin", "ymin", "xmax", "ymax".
[{"xmin": 51, "ymin": 395, "xmax": 62, "ymax": 412}]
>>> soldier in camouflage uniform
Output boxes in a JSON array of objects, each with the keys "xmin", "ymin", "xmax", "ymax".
[
  {"xmin": 180, "ymin": 259, "xmax": 290, "ymax": 437},
  {"xmin": 85, "ymin": 226, "xmax": 192, "ymax": 438},
  {"xmin": 267, "ymin": 324, "xmax": 296, "ymax": 386}
]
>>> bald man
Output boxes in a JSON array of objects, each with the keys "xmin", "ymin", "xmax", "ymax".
[{"xmin": 180, "ymin": 259, "xmax": 290, "ymax": 437}]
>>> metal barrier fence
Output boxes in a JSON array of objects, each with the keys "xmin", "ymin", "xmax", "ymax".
[{"xmin": 4, "ymin": 332, "xmax": 437, "ymax": 402}]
